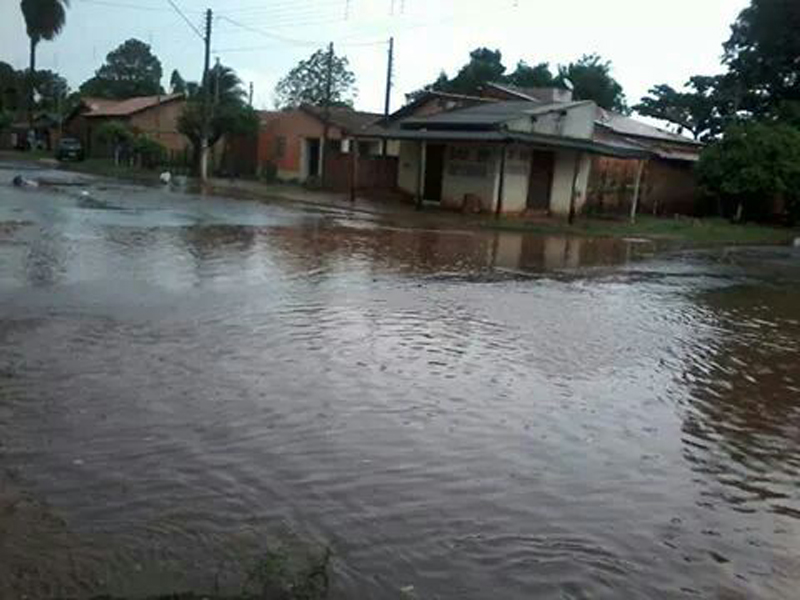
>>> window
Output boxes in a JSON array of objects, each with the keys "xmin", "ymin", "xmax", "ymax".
[
  {"xmin": 275, "ymin": 136, "xmax": 286, "ymax": 159},
  {"xmin": 476, "ymin": 148, "xmax": 492, "ymax": 163},
  {"xmin": 450, "ymin": 146, "xmax": 471, "ymax": 161}
]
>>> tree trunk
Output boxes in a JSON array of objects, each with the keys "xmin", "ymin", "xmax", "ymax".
[{"xmin": 28, "ymin": 36, "xmax": 38, "ymax": 150}]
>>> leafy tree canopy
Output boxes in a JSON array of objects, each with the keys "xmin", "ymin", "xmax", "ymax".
[
  {"xmin": 274, "ymin": 48, "xmax": 356, "ymax": 109},
  {"xmin": 556, "ymin": 54, "xmax": 628, "ymax": 113},
  {"xmin": 635, "ymin": 75, "xmax": 727, "ymax": 141},
  {"xmin": 506, "ymin": 60, "xmax": 555, "ymax": 88},
  {"xmin": 723, "ymin": 0, "xmax": 800, "ymax": 117},
  {"xmin": 697, "ymin": 121, "xmax": 800, "ymax": 221},
  {"xmin": 80, "ymin": 38, "xmax": 164, "ymax": 99},
  {"xmin": 178, "ymin": 63, "xmax": 258, "ymax": 172},
  {"xmin": 170, "ymin": 69, "xmax": 186, "ymax": 94},
  {"xmin": 407, "ymin": 49, "xmax": 627, "ymax": 113}
]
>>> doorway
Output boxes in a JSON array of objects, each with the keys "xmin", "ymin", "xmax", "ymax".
[
  {"xmin": 306, "ymin": 138, "xmax": 321, "ymax": 178},
  {"xmin": 527, "ymin": 150, "xmax": 554, "ymax": 210},
  {"xmin": 423, "ymin": 143, "xmax": 445, "ymax": 201}
]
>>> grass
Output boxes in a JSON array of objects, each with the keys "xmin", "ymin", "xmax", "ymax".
[
  {"xmin": 483, "ymin": 214, "xmax": 797, "ymax": 247},
  {"xmin": 58, "ymin": 158, "xmax": 165, "ymax": 183}
]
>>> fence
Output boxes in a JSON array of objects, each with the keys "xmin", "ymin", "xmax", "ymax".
[{"xmin": 323, "ymin": 152, "xmax": 398, "ymax": 192}]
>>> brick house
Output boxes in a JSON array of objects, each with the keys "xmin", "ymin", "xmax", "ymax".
[
  {"xmin": 256, "ymin": 105, "xmax": 388, "ymax": 182},
  {"xmin": 64, "ymin": 94, "xmax": 189, "ymax": 158},
  {"xmin": 364, "ymin": 85, "xmax": 704, "ymax": 217}
]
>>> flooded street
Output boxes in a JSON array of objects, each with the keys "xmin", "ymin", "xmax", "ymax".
[{"xmin": 1, "ymin": 162, "xmax": 799, "ymax": 599}]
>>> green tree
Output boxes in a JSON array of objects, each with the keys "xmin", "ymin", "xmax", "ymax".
[
  {"xmin": 557, "ymin": 54, "xmax": 628, "ymax": 113},
  {"xmin": 446, "ymin": 47, "xmax": 506, "ymax": 95},
  {"xmin": 169, "ymin": 69, "xmax": 186, "ymax": 94},
  {"xmin": 506, "ymin": 60, "xmax": 555, "ymax": 88},
  {"xmin": 178, "ymin": 63, "xmax": 259, "ymax": 173},
  {"xmin": 31, "ymin": 69, "xmax": 68, "ymax": 113},
  {"xmin": 0, "ymin": 61, "xmax": 22, "ymax": 112},
  {"xmin": 635, "ymin": 75, "xmax": 726, "ymax": 140},
  {"xmin": 96, "ymin": 120, "xmax": 134, "ymax": 164},
  {"xmin": 80, "ymin": 39, "xmax": 164, "ymax": 99},
  {"xmin": 723, "ymin": 0, "xmax": 800, "ymax": 118},
  {"xmin": 696, "ymin": 122, "xmax": 800, "ymax": 222},
  {"xmin": 20, "ymin": 0, "xmax": 69, "ymax": 133},
  {"xmin": 274, "ymin": 48, "xmax": 356, "ymax": 109}
]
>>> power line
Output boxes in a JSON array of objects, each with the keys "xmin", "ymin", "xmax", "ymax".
[
  {"xmin": 219, "ymin": 0, "xmax": 344, "ymax": 16},
  {"xmin": 76, "ymin": 0, "xmax": 198, "ymax": 13},
  {"xmin": 217, "ymin": 15, "xmax": 322, "ymax": 47},
  {"xmin": 165, "ymin": 0, "xmax": 206, "ymax": 40}
]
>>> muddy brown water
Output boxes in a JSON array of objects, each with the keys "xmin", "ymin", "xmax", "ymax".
[{"xmin": 1, "ymin": 165, "xmax": 799, "ymax": 599}]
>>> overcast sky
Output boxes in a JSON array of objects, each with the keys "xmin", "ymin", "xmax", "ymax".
[{"xmin": 1, "ymin": 0, "xmax": 749, "ymax": 115}]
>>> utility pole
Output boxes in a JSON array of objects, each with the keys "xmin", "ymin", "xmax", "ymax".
[
  {"xmin": 321, "ymin": 41, "xmax": 334, "ymax": 185},
  {"xmin": 199, "ymin": 8, "xmax": 212, "ymax": 182},
  {"xmin": 382, "ymin": 37, "xmax": 394, "ymax": 156},
  {"xmin": 248, "ymin": 82, "xmax": 254, "ymax": 107}
]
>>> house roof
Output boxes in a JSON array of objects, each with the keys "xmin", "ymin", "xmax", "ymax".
[
  {"xmin": 400, "ymin": 100, "xmax": 590, "ymax": 130},
  {"xmin": 361, "ymin": 126, "xmax": 650, "ymax": 159},
  {"xmin": 378, "ymin": 90, "xmax": 492, "ymax": 125},
  {"xmin": 81, "ymin": 93, "xmax": 185, "ymax": 117},
  {"xmin": 300, "ymin": 105, "xmax": 382, "ymax": 133},
  {"xmin": 596, "ymin": 108, "xmax": 701, "ymax": 146},
  {"xmin": 484, "ymin": 81, "xmax": 700, "ymax": 147}
]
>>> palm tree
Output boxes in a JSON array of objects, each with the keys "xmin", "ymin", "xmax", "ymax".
[{"xmin": 20, "ymin": 0, "xmax": 69, "ymax": 146}]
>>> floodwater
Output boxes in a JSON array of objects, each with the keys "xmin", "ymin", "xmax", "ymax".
[{"xmin": 1, "ymin": 162, "xmax": 799, "ymax": 599}]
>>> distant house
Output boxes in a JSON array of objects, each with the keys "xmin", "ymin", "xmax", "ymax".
[
  {"xmin": 256, "ymin": 105, "xmax": 387, "ymax": 183},
  {"xmin": 1, "ymin": 113, "xmax": 62, "ymax": 151},
  {"xmin": 64, "ymin": 93, "xmax": 188, "ymax": 158},
  {"xmin": 363, "ymin": 85, "xmax": 704, "ymax": 217}
]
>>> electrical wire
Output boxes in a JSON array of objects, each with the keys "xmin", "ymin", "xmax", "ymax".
[{"xmin": 165, "ymin": 0, "xmax": 206, "ymax": 40}]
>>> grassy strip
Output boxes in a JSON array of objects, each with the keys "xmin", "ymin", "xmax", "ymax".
[
  {"xmin": 483, "ymin": 215, "xmax": 796, "ymax": 246},
  {"xmin": 57, "ymin": 158, "xmax": 165, "ymax": 184}
]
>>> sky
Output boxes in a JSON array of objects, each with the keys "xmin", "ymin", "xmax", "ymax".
[{"xmin": 1, "ymin": 0, "xmax": 750, "ymax": 116}]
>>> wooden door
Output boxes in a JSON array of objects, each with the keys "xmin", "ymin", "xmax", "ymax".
[{"xmin": 527, "ymin": 150, "xmax": 554, "ymax": 210}]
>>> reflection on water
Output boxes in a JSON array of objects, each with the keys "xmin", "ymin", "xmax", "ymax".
[{"xmin": 0, "ymin": 174, "xmax": 799, "ymax": 599}]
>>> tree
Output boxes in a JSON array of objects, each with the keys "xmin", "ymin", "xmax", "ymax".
[
  {"xmin": 635, "ymin": 76, "xmax": 726, "ymax": 140},
  {"xmin": 696, "ymin": 122, "xmax": 800, "ymax": 221},
  {"xmin": 170, "ymin": 69, "xmax": 186, "ymax": 94},
  {"xmin": 0, "ymin": 61, "xmax": 22, "ymax": 112},
  {"xmin": 506, "ymin": 60, "xmax": 555, "ymax": 88},
  {"xmin": 96, "ymin": 120, "xmax": 134, "ymax": 165},
  {"xmin": 557, "ymin": 54, "xmax": 628, "ymax": 113},
  {"xmin": 31, "ymin": 69, "xmax": 68, "ymax": 113},
  {"xmin": 80, "ymin": 39, "xmax": 164, "ymax": 99},
  {"xmin": 178, "ymin": 63, "xmax": 259, "ymax": 173},
  {"xmin": 274, "ymin": 48, "xmax": 356, "ymax": 109},
  {"xmin": 723, "ymin": 0, "xmax": 800, "ymax": 118},
  {"xmin": 20, "ymin": 0, "xmax": 69, "ymax": 133},
  {"xmin": 446, "ymin": 47, "xmax": 506, "ymax": 95}
]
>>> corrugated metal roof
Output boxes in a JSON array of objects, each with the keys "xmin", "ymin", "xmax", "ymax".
[
  {"xmin": 83, "ymin": 93, "xmax": 185, "ymax": 117},
  {"xmin": 359, "ymin": 127, "xmax": 650, "ymax": 158},
  {"xmin": 596, "ymin": 108, "xmax": 701, "ymax": 146},
  {"xmin": 401, "ymin": 100, "xmax": 543, "ymax": 129},
  {"xmin": 301, "ymin": 105, "xmax": 382, "ymax": 132}
]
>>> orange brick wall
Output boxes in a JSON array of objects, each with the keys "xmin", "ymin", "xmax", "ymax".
[
  {"xmin": 128, "ymin": 99, "xmax": 189, "ymax": 153},
  {"xmin": 257, "ymin": 109, "xmax": 343, "ymax": 178}
]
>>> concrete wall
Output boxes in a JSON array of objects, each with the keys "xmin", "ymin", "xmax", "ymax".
[
  {"xmin": 441, "ymin": 143, "xmax": 499, "ymax": 212},
  {"xmin": 549, "ymin": 150, "xmax": 593, "ymax": 217},
  {"xmin": 507, "ymin": 102, "xmax": 596, "ymax": 139},
  {"xmin": 499, "ymin": 145, "xmax": 531, "ymax": 213},
  {"xmin": 398, "ymin": 141, "xmax": 420, "ymax": 195}
]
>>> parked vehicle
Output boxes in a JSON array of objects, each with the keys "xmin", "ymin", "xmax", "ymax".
[{"xmin": 56, "ymin": 137, "xmax": 84, "ymax": 161}]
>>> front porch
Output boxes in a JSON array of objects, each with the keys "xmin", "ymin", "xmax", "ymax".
[{"xmin": 395, "ymin": 139, "xmax": 596, "ymax": 219}]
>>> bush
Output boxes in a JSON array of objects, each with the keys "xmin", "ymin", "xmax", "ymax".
[
  {"xmin": 132, "ymin": 136, "xmax": 167, "ymax": 169},
  {"xmin": 696, "ymin": 122, "xmax": 800, "ymax": 222}
]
